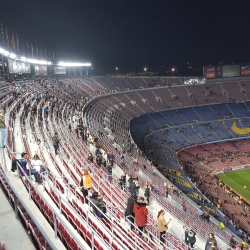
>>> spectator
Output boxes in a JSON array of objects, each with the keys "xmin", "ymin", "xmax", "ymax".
[
  {"xmin": 134, "ymin": 177, "xmax": 140, "ymax": 194},
  {"xmin": 220, "ymin": 222, "xmax": 225, "ymax": 231},
  {"xmin": 80, "ymin": 169, "xmax": 92, "ymax": 204},
  {"xmin": 130, "ymin": 179, "xmax": 136, "ymax": 196},
  {"xmin": 235, "ymin": 243, "xmax": 240, "ymax": 250},
  {"xmin": 164, "ymin": 181, "xmax": 169, "ymax": 198},
  {"xmin": 119, "ymin": 173, "xmax": 126, "ymax": 191},
  {"xmin": 203, "ymin": 212, "xmax": 210, "ymax": 223},
  {"xmin": 144, "ymin": 182, "xmax": 151, "ymax": 204},
  {"xmin": 198, "ymin": 206, "xmax": 203, "ymax": 219},
  {"xmin": 229, "ymin": 236, "xmax": 236, "ymax": 248},
  {"xmin": 168, "ymin": 183, "xmax": 171, "ymax": 194},
  {"xmin": 24, "ymin": 102, "xmax": 29, "ymax": 118},
  {"xmin": 33, "ymin": 105, "xmax": 37, "ymax": 119},
  {"xmin": 32, "ymin": 139, "xmax": 41, "ymax": 158},
  {"xmin": 107, "ymin": 163, "xmax": 112, "ymax": 181},
  {"xmin": 183, "ymin": 226, "xmax": 196, "ymax": 248},
  {"xmin": 242, "ymin": 241, "xmax": 247, "ymax": 248},
  {"xmin": 20, "ymin": 152, "xmax": 42, "ymax": 184},
  {"xmin": 108, "ymin": 152, "xmax": 115, "ymax": 166},
  {"xmin": 68, "ymin": 123, "xmax": 71, "ymax": 133},
  {"xmin": 94, "ymin": 136, "xmax": 98, "ymax": 147},
  {"xmin": 120, "ymin": 153, "xmax": 125, "ymax": 163},
  {"xmin": 96, "ymin": 153, "xmax": 102, "ymax": 166},
  {"xmin": 0, "ymin": 108, "xmax": 6, "ymax": 148},
  {"xmin": 76, "ymin": 124, "xmax": 79, "ymax": 138},
  {"xmin": 102, "ymin": 158, "xmax": 106, "ymax": 168},
  {"xmin": 125, "ymin": 195, "xmax": 137, "ymax": 230},
  {"xmin": 133, "ymin": 197, "xmax": 148, "ymax": 236},
  {"xmin": 52, "ymin": 133, "xmax": 60, "ymax": 156},
  {"xmin": 30, "ymin": 154, "xmax": 46, "ymax": 174},
  {"xmin": 90, "ymin": 192, "xmax": 109, "ymax": 222},
  {"xmin": 87, "ymin": 153, "xmax": 93, "ymax": 163},
  {"xmin": 205, "ymin": 233, "xmax": 217, "ymax": 250},
  {"xmin": 181, "ymin": 202, "xmax": 187, "ymax": 212},
  {"xmin": 157, "ymin": 210, "xmax": 171, "ymax": 245}
]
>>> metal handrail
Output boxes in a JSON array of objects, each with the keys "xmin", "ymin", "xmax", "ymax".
[{"xmin": 0, "ymin": 167, "xmax": 57, "ymax": 250}]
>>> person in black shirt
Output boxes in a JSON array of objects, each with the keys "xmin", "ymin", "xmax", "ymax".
[
  {"xmin": 183, "ymin": 226, "xmax": 196, "ymax": 248},
  {"xmin": 125, "ymin": 195, "xmax": 137, "ymax": 230}
]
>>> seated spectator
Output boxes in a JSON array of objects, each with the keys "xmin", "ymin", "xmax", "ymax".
[
  {"xmin": 198, "ymin": 206, "xmax": 203, "ymax": 219},
  {"xmin": 90, "ymin": 192, "xmax": 109, "ymax": 222},
  {"xmin": 203, "ymin": 212, "xmax": 210, "ymax": 223},
  {"xmin": 20, "ymin": 152, "xmax": 42, "ymax": 184},
  {"xmin": 30, "ymin": 154, "xmax": 46, "ymax": 173}
]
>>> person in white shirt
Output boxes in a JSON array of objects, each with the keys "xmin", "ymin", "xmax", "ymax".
[
  {"xmin": 32, "ymin": 139, "xmax": 41, "ymax": 158},
  {"xmin": 30, "ymin": 154, "xmax": 46, "ymax": 173}
]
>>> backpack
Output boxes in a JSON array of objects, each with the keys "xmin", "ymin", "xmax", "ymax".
[
  {"xmin": 187, "ymin": 229, "xmax": 195, "ymax": 238},
  {"xmin": 186, "ymin": 229, "xmax": 196, "ymax": 244},
  {"xmin": 11, "ymin": 159, "xmax": 19, "ymax": 172}
]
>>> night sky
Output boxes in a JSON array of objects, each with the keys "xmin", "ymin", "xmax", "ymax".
[{"xmin": 0, "ymin": 0, "xmax": 250, "ymax": 75}]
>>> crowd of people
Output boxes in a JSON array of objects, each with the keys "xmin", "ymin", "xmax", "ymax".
[{"xmin": 2, "ymin": 79, "xmax": 249, "ymax": 250}]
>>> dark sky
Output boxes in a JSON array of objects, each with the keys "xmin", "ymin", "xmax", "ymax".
[{"xmin": 0, "ymin": 0, "xmax": 250, "ymax": 74}]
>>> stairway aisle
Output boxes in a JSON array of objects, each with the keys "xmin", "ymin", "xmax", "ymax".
[{"xmin": 0, "ymin": 186, "xmax": 36, "ymax": 250}]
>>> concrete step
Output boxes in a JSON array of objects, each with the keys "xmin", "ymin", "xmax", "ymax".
[{"xmin": 0, "ymin": 187, "xmax": 36, "ymax": 250}]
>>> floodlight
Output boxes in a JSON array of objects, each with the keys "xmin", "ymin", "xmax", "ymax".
[
  {"xmin": 10, "ymin": 53, "xmax": 16, "ymax": 59},
  {"xmin": 27, "ymin": 59, "xmax": 39, "ymax": 64},
  {"xmin": 3, "ymin": 50, "xmax": 9, "ymax": 56},
  {"xmin": 39, "ymin": 61, "xmax": 48, "ymax": 65},
  {"xmin": 58, "ymin": 62, "xmax": 91, "ymax": 67},
  {"xmin": 20, "ymin": 57, "xmax": 27, "ymax": 62}
]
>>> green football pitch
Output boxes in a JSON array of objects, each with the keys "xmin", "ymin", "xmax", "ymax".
[{"xmin": 217, "ymin": 168, "xmax": 250, "ymax": 201}]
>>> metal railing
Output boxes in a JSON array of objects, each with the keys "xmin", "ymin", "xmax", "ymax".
[{"xmin": 0, "ymin": 165, "xmax": 58, "ymax": 249}]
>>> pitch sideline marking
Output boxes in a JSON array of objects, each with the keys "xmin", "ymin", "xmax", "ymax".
[{"xmin": 219, "ymin": 173, "xmax": 250, "ymax": 196}]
